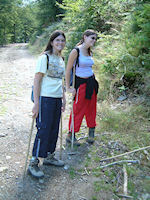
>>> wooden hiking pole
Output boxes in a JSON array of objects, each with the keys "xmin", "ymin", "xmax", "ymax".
[
  {"xmin": 59, "ymin": 77, "xmax": 65, "ymax": 159},
  {"xmin": 23, "ymin": 118, "xmax": 35, "ymax": 178},
  {"xmin": 59, "ymin": 113, "xmax": 63, "ymax": 159},
  {"xmin": 71, "ymin": 66, "xmax": 76, "ymax": 150}
]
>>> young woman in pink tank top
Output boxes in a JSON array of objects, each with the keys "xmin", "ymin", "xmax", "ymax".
[{"xmin": 65, "ymin": 29, "xmax": 99, "ymax": 146}]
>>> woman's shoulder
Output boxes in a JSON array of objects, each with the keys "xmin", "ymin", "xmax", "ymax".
[
  {"xmin": 39, "ymin": 52, "xmax": 55, "ymax": 62},
  {"xmin": 70, "ymin": 47, "xmax": 79, "ymax": 57},
  {"xmin": 38, "ymin": 53, "xmax": 47, "ymax": 59}
]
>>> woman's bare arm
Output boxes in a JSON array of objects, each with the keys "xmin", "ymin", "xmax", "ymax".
[
  {"xmin": 32, "ymin": 72, "xmax": 44, "ymax": 118},
  {"xmin": 65, "ymin": 49, "xmax": 78, "ymax": 91}
]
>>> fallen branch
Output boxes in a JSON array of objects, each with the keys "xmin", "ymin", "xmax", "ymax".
[
  {"xmin": 79, "ymin": 196, "xmax": 88, "ymax": 200},
  {"xmin": 100, "ymin": 146, "xmax": 150, "ymax": 162},
  {"xmin": 117, "ymin": 194, "xmax": 133, "ymax": 199},
  {"xmin": 67, "ymin": 151, "xmax": 79, "ymax": 155},
  {"xmin": 113, "ymin": 193, "xmax": 120, "ymax": 199},
  {"xmin": 100, "ymin": 160, "xmax": 140, "ymax": 169},
  {"xmin": 84, "ymin": 167, "xmax": 89, "ymax": 176}
]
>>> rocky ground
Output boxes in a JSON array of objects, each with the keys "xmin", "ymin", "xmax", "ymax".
[{"xmin": 0, "ymin": 44, "xmax": 102, "ymax": 200}]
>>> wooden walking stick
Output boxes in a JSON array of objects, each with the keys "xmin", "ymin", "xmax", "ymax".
[
  {"xmin": 23, "ymin": 118, "xmax": 35, "ymax": 178},
  {"xmin": 59, "ymin": 113, "xmax": 63, "ymax": 159},
  {"xmin": 59, "ymin": 77, "xmax": 65, "ymax": 159},
  {"xmin": 71, "ymin": 66, "xmax": 76, "ymax": 150}
]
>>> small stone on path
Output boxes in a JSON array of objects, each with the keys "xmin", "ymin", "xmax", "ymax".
[
  {"xmin": 6, "ymin": 156, "xmax": 11, "ymax": 160},
  {"xmin": 0, "ymin": 166, "xmax": 8, "ymax": 173},
  {"xmin": 39, "ymin": 179, "xmax": 44, "ymax": 184},
  {"xmin": 64, "ymin": 164, "xmax": 70, "ymax": 170},
  {"xmin": 0, "ymin": 133, "xmax": 7, "ymax": 137}
]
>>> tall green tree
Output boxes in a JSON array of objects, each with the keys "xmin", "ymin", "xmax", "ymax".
[
  {"xmin": 36, "ymin": 0, "xmax": 64, "ymax": 34},
  {"xmin": 16, "ymin": 4, "xmax": 37, "ymax": 43},
  {"xmin": 0, "ymin": 0, "xmax": 38, "ymax": 45},
  {"xmin": 0, "ymin": 0, "xmax": 17, "ymax": 44}
]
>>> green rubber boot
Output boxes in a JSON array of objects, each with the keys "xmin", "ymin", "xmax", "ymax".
[{"xmin": 86, "ymin": 127, "xmax": 95, "ymax": 144}]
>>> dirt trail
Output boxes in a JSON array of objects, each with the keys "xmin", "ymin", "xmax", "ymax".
[{"xmin": 0, "ymin": 44, "xmax": 98, "ymax": 200}]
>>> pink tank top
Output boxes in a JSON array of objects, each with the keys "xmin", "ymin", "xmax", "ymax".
[{"xmin": 75, "ymin": 51, "xmax": 94, "ymax": 78}]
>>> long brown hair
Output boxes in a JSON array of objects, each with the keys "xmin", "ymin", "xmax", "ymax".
[
  {"xmin": 44, "ymin": 30, "xmax": 66, "ymax": 54},
  {"xmin": 76, "ymin": 29, "xmax": 97, "ymax": 56}
]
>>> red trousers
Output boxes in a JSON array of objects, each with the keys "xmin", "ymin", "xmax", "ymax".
[{"xmin": 69, "ymin": 83, "xmax": 97, "ymax": 133}]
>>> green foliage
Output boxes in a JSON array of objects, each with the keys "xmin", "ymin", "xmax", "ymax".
[
  {"xmin": 96, "ymin": 1, "xmax": 150, "ymax": 99},
  {"xmin": 98, "ymin": 100, "xmax": 150, "ymax": 136},
  {"xmin": 91, "ymin": 196, "xmax": 97, "ymax": 200},
  {"xmin": 0, "ymin": 0, "xmax": 37, "ymax": 44},
  {"xmin": 29, "ymin": 0, "xmax": 149, "ymax": 100},
  {"xmin": 0, "ymin": 0, "xmax": 16, "ymax": 44},
  {"xmin": 69, "ymin": 167, "xmax": 76, "ymax": 179},
  {"xmin": 0, "ymin": 0, "xmax": 64, "ymax": 45},
  {"xmin": 60, "ymin": 0, "xmax": 136, "ymax": 31},
  {"xmin": 35, "ymin": 0, "xmax": 64, "ymax": 35},
  {"xmin": 15, "ymin": 4, "xmax": 37, "ymax": 43},
  {"xmin": 58, "ymin": 0, "xmax": 138, "ymax": 56},
  {"xmin": 94, "ymin": 180, "xmax": 114, "ymax": 192},
  {"xmin": 84, "ymin": 98, "xmax": 150, "ymax": 198},
  {"xmin": 124, "ymin": 3, "xmax": 150, "ymax": 61}
]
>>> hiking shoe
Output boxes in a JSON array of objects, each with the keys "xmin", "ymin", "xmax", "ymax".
[
  {"xmin": 43, "ymin": 153, "xmax": 64, "ymax": 167},
  {"xmin": 66, "ymin": 135, "xmax": 80, "ymax": 146},
  {"xmin": 28, "ymin": 158, "xmax": 44, "ymax": 178}
]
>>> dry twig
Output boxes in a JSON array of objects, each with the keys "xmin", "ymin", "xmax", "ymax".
[
  {"xmin": 100, "ymin": 146, "xmax": 150, "ymax": 162},
  {"xmin": 117, "ymin": 194, "xmax": 133, "ymax": 199},
  {"xmin": 100, "ymin": 160, "xmax": 140, "ymax": 168},
  {"xmin": 84, "ymin": 167, "xmax": 89, "ymax": 175}
]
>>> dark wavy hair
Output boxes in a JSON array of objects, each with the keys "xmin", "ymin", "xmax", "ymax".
[
  {"xmin": 44, "ymin": 30, "xmax": 66, "ymax": 54},
  {"xmin": 76, "ymin": 29, "xmax": 97, "ymax": 56}
]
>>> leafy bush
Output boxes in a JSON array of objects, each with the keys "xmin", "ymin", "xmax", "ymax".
[
  {"xmin": 30, "ymin": 0, "xmax": 150, "ymax": 100},
  {"xmin": 98, "ymin": 1, "xmax": 150, "ymax": 99}
]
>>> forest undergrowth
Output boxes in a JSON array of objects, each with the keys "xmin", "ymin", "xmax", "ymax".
[{"xmin": 80, "ymin": 97, "xmax": 150, "ymax": 200}]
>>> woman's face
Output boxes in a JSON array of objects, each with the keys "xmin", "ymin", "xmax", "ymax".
[
  {"xmin": 51, "ymin": 35, "xmax": 66, "ymax": 53},
  {"xmin": 84, "ymin": 34, "xmax": 97, "ymax": 47}
]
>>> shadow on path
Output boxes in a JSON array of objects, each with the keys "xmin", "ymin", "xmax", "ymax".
[{"xmin": 9, "ymin": 142, "xmax": 91, "ymax": 200}]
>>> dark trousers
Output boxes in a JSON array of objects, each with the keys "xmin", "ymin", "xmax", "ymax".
[{"xmin": 32, "ymin": 96, "xmax": 62, "ymax": 158}]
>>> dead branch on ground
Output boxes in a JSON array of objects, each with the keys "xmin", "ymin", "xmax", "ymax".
[
  {"xmin": 100, "ymin": 146, "xmax": 150, "ymax": 162},
  {"xmin": 100, "ymin": 160, "xmax": 140, "ymax": 168}
]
